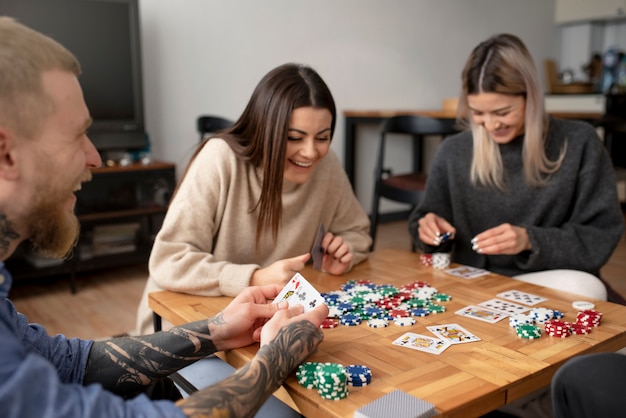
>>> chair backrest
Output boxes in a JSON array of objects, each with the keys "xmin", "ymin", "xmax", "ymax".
[
  {"xmin": 381, "ymin": 114, "xmax": 458, "ymax": 136},
  {"xmin": 197, "ymin": 115, "xmax": 234, "ymax": 142}
]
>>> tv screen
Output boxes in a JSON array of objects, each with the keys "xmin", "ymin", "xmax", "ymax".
[{"xmin": 0, "ymin": 0, "xmax": 147, "ymax": 152}]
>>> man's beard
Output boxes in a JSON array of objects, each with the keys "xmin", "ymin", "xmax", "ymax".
[{"xmin": 26, "ymin": 186, "xmax": 80, "ymax": 260}]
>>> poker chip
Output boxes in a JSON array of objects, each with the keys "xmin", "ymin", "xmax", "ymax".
[
  {"xmin": 321, "ymin": 293, "xmax": 341, "ymax": 305},
  {"xmin": 316, "ymin": 363, "xmax": 348, "ymax": 400},
  {"xmin": 393, "ymin": 317, "xmax": 416, "ymax": 326},
  {"xmin": 516, "ymin": 324, "xmax": 542, "ymax": 339},
  {"xmin": 432, "ymin": 252, "xmax": 451, "ymax": 269},
  {"xmin": 433, "ymin": 293, "xmax": 452, "ymax": 302},
  {"xmin": 345, "ymin": 364, "xmax": 372, "ymax": 387},
  {"xmin": 419, "ymin": 254, "xmax": 433, "ymax": 266},
  {"xmin": 569, "ymin": 322, "xmax": 592, "ymax": 335},
  {"xmin": 509, "ymin": 313, "xmax": 534, "ymax": 328},
  {"xmin": 410, "ymin": 308, "xmax": 430, "ymax": 317},
  {"xmin": 339, "ymin": 313, "xmax": 362, "ymax": 326},
  {"xmin": 327, "ymin": 306, "xmax": 344, "ymax": 318},
  {"xmin": 402, "ymin": 281, "xmax": 430, "ymax": 290},
  {"xmin": 337, "ymin": 302, "xmax": 356, "ymax": 313},
  {"xmin": 529, "ymin": 307, "xmax": 554, "ymax": 324},
  {"xmin": 296, "ymin": 362, "xmax": 320, "ymax": 389},
  {"xmin": 389, "ymin": 309, "xmax": 410, "ymax": 318},
  {"xmin": 572, "ymin": 301, "xmax": 595, "ymax": 310},
  {"xmin": 576, "ymin": 310, "xmax": 602, "ymax": 327},
  {"xmin": 367, "ymin": 318, "xmax": 389, "ymax": 328},
  {"xmin": 363, "ymin": 306, "xmax": 384, "ymax": 318},
  {"xmin": 320, "ymin": 318, "xmax": 339, "ymax": 329},
  {"xmin": 545, "ymin": 320, "xmax": 571, "ymax": 338},
  {"xmin": 427, "ymin": 303, "xmax": 446, "ymax": 314}
]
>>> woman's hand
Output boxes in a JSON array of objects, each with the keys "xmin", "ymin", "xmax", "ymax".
[
  {"xmin": 320, "ymin": 232, "xmax": 353, "ymax": 275},
  {"xmin": 250, "ymin": 253, "xmax": 310, "ymax": 287},
  {"xmin": 472, "ymin": 223, "xmax": 531, "ymax": 255},
  {"xmin": 417, "ymin": 213, "xmax": 456, "ymax": 246}
]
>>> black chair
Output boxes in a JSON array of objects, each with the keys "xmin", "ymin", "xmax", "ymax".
[
  {"xmin": 196, "ymin": 115, "xmax": 234, "ymax": 142},
  {"xmin": 370, "ymin": 115, "xmax": 458, "ymax": 250}
]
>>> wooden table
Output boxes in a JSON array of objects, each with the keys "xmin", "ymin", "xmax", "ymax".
[
  {"xmin": 149, "ymin": 249, "xmax": 626, "ymax": 418},
  {"xmin": 342, "ymin": 109, "xmax": 603, "ymax": 188}
]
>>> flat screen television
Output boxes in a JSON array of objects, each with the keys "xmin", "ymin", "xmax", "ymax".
[{"xmin": 0, "ymin": 0, "xmax": 147, "ymax": 153}]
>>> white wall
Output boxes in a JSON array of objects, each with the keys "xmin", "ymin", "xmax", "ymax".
[{"xmin": 138, "ymin": 0, "xmax": 558, "ymax": 212}]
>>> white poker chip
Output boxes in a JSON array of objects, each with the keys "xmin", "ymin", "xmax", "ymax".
[
  {"xmin": 393, "ymin": 317, "xmax": 416, "ymax": 326},
  {"xmin": 432, "ymin": 253, "xmax": 451, "ymax": 269},
  {"xmin": 572, "ymin": 301, "xmax": 595, "ymax": 310},
  {"xmin": 367, "ymin": 318, "xmax": 389, "ymax": 328}
]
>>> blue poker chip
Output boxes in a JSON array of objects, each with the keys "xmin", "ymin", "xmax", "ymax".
[
  {"xmin": 321, "ymin": 293, "xmax": 340, "ymax": 304},
  {"xmin": 340, "ymin": 313, "xmax": 362, "ymax": 326},
  {"xmin": 410, "ymin": 308, "xmax": 430, "ymax": 317},
  {"xmin": 337, "ymin": 302, "xmax": 356, "ymax": 312},
  {"xmin": 364, "ymin": 306, "xmax": 384, "ymax": 317}
]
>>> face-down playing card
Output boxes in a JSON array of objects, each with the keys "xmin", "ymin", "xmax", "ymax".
[
  {"xmin": 273, "ymin": 272, "xmax": 326, "ymax": 312},
  {"xmin": 311, "ymin": 223, "xmax": 326, "ymax": 270}
]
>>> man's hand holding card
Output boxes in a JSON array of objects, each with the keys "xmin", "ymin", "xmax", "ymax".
[{"xmin": 273, "ymin": 272, "xmax": 326, "ymax": 312}]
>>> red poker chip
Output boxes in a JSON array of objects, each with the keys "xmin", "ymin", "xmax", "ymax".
[
  {"xmin": 569, "ymin": 323, "xmax": 592, "ymax": 334},
  {"xmin": 320, "ymin": 318, "xmax": 339, "ymax": 329},
  {"xmin": 389, "ymin": 309, "xmax": 410, "ymax": 318},
  {"xmin": 420, "ymin": 254, "xmax": 433, "ymax": 266}
]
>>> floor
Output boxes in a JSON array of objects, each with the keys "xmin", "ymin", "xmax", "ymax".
[{"xmin": 8, "ymin": 220, "xmax": 626, "ymax": 341}]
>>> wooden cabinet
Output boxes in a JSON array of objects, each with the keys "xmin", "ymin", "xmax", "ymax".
[
  {"xmin": 7, "ymin": 161, "xmax": 176, "ymax": 292},
  {"xmin": 555, "ymin": 0, "xmax": 626, "ymax": 24}
]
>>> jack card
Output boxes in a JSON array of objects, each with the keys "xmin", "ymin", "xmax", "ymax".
[
  {"xmin": 311, "ymin": 223, "xmax": 325, "ymax": 271},
  {"xmin": 427, "ymin": 323, "xmax": 481, "ymax": 344},
  {"xmin": 497, "ymin": 289, "xmax": 547, "ymax": 306},
  {"xmin": 455, "ymin": 305, "xmax": 508, "ymax": 324},
  {"xmin": 445, "ymin": 265, "xmax": 490, "ymax": 279},
  {"xmin": 273, "ymin": 272, "xmax": 325, "ymax": 312},
  {"xmin": 392, "ymin": 332, "xmax": 451, "ymax": 355},
  {"xmin": 478, "ymin": 298, "xmax": 530, "ymax": 314}
]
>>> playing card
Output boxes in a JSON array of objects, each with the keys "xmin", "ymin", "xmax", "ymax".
[
  {"xmin": 273, "ymin": 272, "xmax": 325, "ymax": 312},
  {"xmin": 354, "ymin": 389, "xmax": 437, "ymax": 418},
  {"xmin": 311, "ymin": 223, "xmax": 325, "ymax": 270},
  {"xmin": 455, "ymin": 305, "xmax": 508, "ymax": 323},
  {"xmin": 392, "ymin": 332, "xmax": 451, "ymax": 355},
  {"xmin": 426, "ymin": 323, "xmax": 481, "ymax": 344},
  {"xmin": 478, "ymin": 298, "xmax": 530, "ymax": 314},
  {"xmin": 497, "ymin": 289, "xmax": 547, "ymax": 306},
  {"xmin": 444, "ymin": 265, "xmax": 490, "ymax": 279}
]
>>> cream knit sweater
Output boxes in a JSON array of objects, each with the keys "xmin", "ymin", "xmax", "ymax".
[{"xmin": 135, "ymin": 138, "xmax": 372, "ymax": 333}]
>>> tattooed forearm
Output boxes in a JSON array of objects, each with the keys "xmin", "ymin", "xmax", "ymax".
[
  {"xmin": 177, "ymin": 320, "xmax": 323, "ymax": 418},
  {"xmin": 84, "ymin": 318, "xmax": 219, "ymax": 396}
]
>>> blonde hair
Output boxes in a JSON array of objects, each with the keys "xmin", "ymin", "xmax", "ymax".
[
  {"xmin": 457, "ymin": 33, "xmax": 565, "ymax": 189},
  {"xmin": 0, "ymin": 17, "xmax": 81, "ymax": 139}
]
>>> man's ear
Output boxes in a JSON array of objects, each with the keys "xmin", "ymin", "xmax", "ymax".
[{"xmin": 0, "ymin": 128, "xmax": 19, "ymax": 181}]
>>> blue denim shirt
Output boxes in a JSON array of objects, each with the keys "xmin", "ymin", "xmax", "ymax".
[{"xmin": 0, "ymin": 262, "xmax": 185, "ymax": 418}]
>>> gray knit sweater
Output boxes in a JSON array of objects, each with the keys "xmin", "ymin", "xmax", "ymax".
[{"xmin": 408, "ymin": 118, "xmax": 624, "ymax": 278}]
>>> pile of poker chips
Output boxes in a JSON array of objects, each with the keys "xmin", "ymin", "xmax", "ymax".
[
  {"xmin": 509, "ymin": 307, "xmax": 603, "ymax": 339},
  {"xmin": 296, "ymin": 362, "xmax": 373, "ymax": 400},
  {"xmin": 320, "ymin": 280, "xmax": 451, "ymax": 328},
  {"xmin": 420, "ymin": 253, "xmax": 451, "ymax": 269}
]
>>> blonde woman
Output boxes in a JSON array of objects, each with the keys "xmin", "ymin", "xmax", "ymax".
[{"xmin": 409, "ymin": 34, "xmax": 624, "ymax": 303}]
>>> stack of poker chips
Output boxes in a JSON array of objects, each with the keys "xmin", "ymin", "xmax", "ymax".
[
  {"xmin": 510, "ymin": 307, "xmax": 602, "ymax": 339},
  {"xmin": 544, "ymin": 320, "xmax": 572, "ymax": 338},
  {"xmin": 316, "ymin": 363, "xmax": 349, "ymax": 400},
  {"xmin": 420, "ymin": 253, "xmax": 451, "ymax": 269},
  {"xmin": 320, "ymin": 280, "xmax": 450, "ymax": 328},
  {"xmin": 515, "ymin": 323, "xmax": 542, "ymax": 339},
  {"xmin": 297, "ymin": 362, "xmax": 371, "ymax": 401},
  {"xmin": 576, "ymin": 309, "xmax": 602, "ymax": 328},
  {"xmin": 345, "ymin": 364, "xmax": 372, "ymax": 387}
]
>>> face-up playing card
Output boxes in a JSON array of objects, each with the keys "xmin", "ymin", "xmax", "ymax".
[
  {"xmin": 444, "ymin": 265, "xmax": 490, "ymax": 279},
  {"xmin": 497, "ymin": 290, "xmax": 547, "ymax": 306},
  {"xmin": 426, "ymin": 323, "xmax": 481, "ymax": 344},
  {"xmin": 273, "ymin": 272, "xmax": 325, "ymax": 312},
  {"xmin": 455, "ymin": 305, "xmax": 508, "ymax": 323},
  {"xmin": 478, "ymin": 298, "xmax": 530, "ymax": 315},
  {"xmin": 311, "ymin": 223, "xmax": 325, "ymax": 271},
  {"xmin": 392, "ymin": 332, "xmax": 451, "ymax": 355}
]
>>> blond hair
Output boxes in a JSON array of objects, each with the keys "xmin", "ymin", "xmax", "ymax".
[
  {"xmin": 457, "ymin": 33, "xmax": 565, "ymax": 189},
  {"xmin": 0, "ymin": 17, "xmax": 81, "ymax": 139}
]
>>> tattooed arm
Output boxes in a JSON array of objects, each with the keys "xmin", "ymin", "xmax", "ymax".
[
  {"xmin": 177, "ymin": 306, "xmax": 326, "ymax": 418},
  {"xmin": 83, "ymin": 284, "xmax": 328, "ymax": 416}
]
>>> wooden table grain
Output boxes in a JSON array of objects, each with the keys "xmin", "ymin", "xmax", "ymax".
[{"xmin": 149, "ymin": 249, "xmax": 626, "ymax": 417}]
